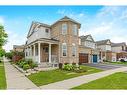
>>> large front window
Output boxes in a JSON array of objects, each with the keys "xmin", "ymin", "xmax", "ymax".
[
  {"xmin": 72, "ymin": 43, "xmax": 76, "ymax": 56},
  {"xmin": 62, "ymin": 23, "xmax": 67, "ymax": 35},
  {"xmin": 62, "ymin": 43, "xmax": 67, "ymax": 56},
  {"xmin": 72, "ymin": 24, "xmax": 77, "ymax": 35}
]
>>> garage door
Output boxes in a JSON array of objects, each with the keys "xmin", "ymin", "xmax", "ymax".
[
  {"xmin": 93, "ymin": 55, "xmax": 98, "ymax": 63},
  {"xmin": 79, "ymin": 53, "xmax": 88, "ymax": 63}
]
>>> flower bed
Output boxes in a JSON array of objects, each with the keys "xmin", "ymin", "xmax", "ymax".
[
  {"xmin": 59, "ymin": 63, "xmax": 87, "ymax": 73},
  {"xmin": 12, "ymin": 58, "xmax": 38, "ymax": 75}
]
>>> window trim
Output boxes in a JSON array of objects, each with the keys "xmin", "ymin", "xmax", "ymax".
[
  {"xmin": 62, "ymin": 43, "xmax": 67, "ymax": 57},
  {"xmin": 72, "ymin": 43, "xmax": 76, "ymax": 57},
  {"xmin": 62, "ymin": 23, "xmax": 67, "ymax": 35},
  {"xmin": 72, "ymin": 24, "xmax": 77, "ymax": 36}
]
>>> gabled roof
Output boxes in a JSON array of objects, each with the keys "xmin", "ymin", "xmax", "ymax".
[
  {"xmin": 51, "ymin": 16, "xmax": 81, "ymax": 27},
  {"xmin": 79, "ymin": 34, "xmax": 95, "ymax": 42},
  {"xmin": 27, "ymin": 21, "xmax": 50, "ymax": 38},
  {"xmin": 13, "ymin": 45, "xmax": 25, "ymax": 49},
  {"xmin": 96, "ymin": 39, "xmax": 111, "ymax": 45},
  {"xmin": 111, "ymin": 42, "xmax": 126, "ymax": 47}
]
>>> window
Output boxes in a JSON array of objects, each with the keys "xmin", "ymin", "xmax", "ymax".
[
  {"xmin": 72, "ymin": 24, "xmax": 77, "ymax": 35},
  {"xmin": 72, "ymin": 43, "xmax": 76, "ymax": 56},
  {"xmin": 45, "ymin": 29, "xmax": 49, "ymax": 33},
  {"xmin": 62, "ymin": 43, "xmax": 67, "ymax": 56},
  {"xmin": 62, "ymin": 23, "xmax": 67, "ymax": 35}
]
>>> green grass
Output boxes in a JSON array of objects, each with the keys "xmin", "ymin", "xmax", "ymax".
[
  {"xmin": 28, "ymin": 66, "xmax": 102, "ymax": 86},
  {"xmin": 72, "ymin": 72, "xmax": 127, "ymax": 89},
  {"xmin": 0, "ymin": 62, "xmax": 6, "ymax": 89},
  {"xmin": 111, "ymin": 61, "xmax": 127, "ymax": 65}
]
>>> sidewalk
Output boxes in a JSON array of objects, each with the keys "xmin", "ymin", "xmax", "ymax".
[
  {"xmin": 40, "ymin": 66, "xmax": 127, "ymax": 89},
  {"xmin": 4, "ymin": 58, "xmax": 39, "ymax": 89}
]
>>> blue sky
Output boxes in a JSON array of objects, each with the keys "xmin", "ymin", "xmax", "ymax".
[{"xmin": 0, "ymin": 6, "xmax": 127, "ymax": 51}]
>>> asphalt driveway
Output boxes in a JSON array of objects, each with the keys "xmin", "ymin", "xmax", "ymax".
[{"xmin": 83, "ymin": 63, "xmax": 127, "ymax": 70}]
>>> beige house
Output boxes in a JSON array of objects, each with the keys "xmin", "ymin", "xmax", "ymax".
[
  {"xmin": 79, "ymin": 35, "xmax": 100, "ymax": 63},
  {"xmin": 13, "ymin": 45, "xmax": 25, "ymax": 52},
  {"xmin": 111, "ymin": 42, "xmax": 127, "ymax": 60},
  {"xmin": 96, "ymin": 39, "xmax": 117, "ymax": 62},
  {"xmin": 25, "ymin": 16, "xmax": 80, "ymax": 67}
]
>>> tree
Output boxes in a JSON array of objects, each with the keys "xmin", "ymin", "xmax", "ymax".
[
  {"xmin": 0, "ymin": 25, "xmax": 8, "ymax": 47},
  {"xmin": 0, "ymin": 49, "xmax": 5, "ymax": 57}
]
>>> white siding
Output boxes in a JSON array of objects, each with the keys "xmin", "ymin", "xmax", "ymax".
[
  {"xmin": 27, "ymin": 26, "xmax": 50, "ymax": 44},
  {"xmin": 112, "ymin": 46, "xmax": 122, "ymax": 53},
  {"xmin": 97, "ymin": 45, "xmax": 111, "ymax": 51},
  {"xmin": 84, "ymin": 41, "xmax": 96, "ymax": 49}
]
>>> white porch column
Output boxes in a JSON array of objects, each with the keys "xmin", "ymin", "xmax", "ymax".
[
  {"xmin": 38, "ymin": 43, "xmax": 41, "ymax": 63},
  {"xmin": 33, "ymin": 44, "xmax": 36, "ymax": 61},
  {"xmin": 49, "ymin": 43, "xmax": 51, "ymax": 63},
  {"xmin": 30, "ymin": 46, "xmax": 32, "ymax": 58}
]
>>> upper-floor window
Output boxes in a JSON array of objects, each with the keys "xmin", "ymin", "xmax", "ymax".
[
  {"xmin": 72, "ymin": 24, "xmax": 77, "ymax": 35},
  {"xmin": 122, "ymin": 46, "xmax": 124, "ymax": 51},
  {"xmin": 45, "ymin": 28, "xmax": 49, "ymax": 33},
  {"xmin": 62, "ymin": 23, "xmax": 67, "ymax": 35},
  {"xmin": 72, "ymin": 43, "xmax": 76, "ymax": 56},
  {"xmin": 62, "ymin": 43, "xmax": 67, "ymax": 56}
]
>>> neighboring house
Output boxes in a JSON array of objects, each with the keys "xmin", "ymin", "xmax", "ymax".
[
  {"xmin": 13, "ymin": 45, "xmax": 25, "ymax": 52},
  {"xmin": 79, "ymin": 35, "xmax": 100, "ymax": 63},
  {"xmin": 25, "ymin": 16, "xmax": 81, "ymax": 66},
  {"xmin": 96, "ymin": 39, "xmax": 116, "ymax": 62},
  {"xmin": 111, "ymin": 42, "xmax": 127, "ymax": 60}
]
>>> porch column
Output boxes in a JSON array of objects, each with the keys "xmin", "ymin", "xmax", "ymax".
[
  {"xmin": 30, "ymin": 46, "xmax": 32, "ymax": 58},
  {"xmin": 25, "ymin": 48, "xmax": 27, "ymax": 57},
  {"xmin": 49, "ymin": 43, "xmax": 51, "ymax": 63},
  {"xmin": 33, "ymin": 44, "xmax": 36, "ymax": 60},
  {"xmin": 38, "ymin": 43, "xmax": 41, "ymax": 63}
]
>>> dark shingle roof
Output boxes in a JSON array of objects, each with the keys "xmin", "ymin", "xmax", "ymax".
[
  {"xmin": 111, "ymin": 42, "xmax": 126, "ymax": 47},
  {"xmin": 51, "ymin": 16, "xmax": 81, "ymax": 26},
  {"xmin": 96, "ymin": 39, "xmax": 111, "ymax": 45},
  {"xmin": 79, "ymin": 35, "xmax": 95, "ymax": 42},
  {"xmin": 13, "ymin": 45, "xmax": 25, "ymax": 49}
]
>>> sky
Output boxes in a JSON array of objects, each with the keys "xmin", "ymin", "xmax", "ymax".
[{"xmin": 0, "ymin": 6, "xmax": 127, "ymax": 51}]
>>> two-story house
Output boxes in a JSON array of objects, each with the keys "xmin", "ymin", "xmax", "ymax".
[
  {"xmin": 25, "ymin": 16, "xmax": 80, "ymax": 67},
  {"xmin": 79, "ymin": 35, "xmax": 100, "ymax": 64},
  {"xmin": 13, "ymin": 45, "xmax": 25, "ymax": 52},
  {"xmin": 96, "ymin": 39, "xmax": 116, "ymax": 62},
  {"xmin": 111, "ymin": 42, "xmax": 127, "ymax": 60}
]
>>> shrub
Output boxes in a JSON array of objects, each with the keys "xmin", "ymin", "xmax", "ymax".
[
  {"xmin": 63, "ymin": 64, "xmax": 74, "ymax": 71},
  {"xmin": 30, "ymin": 63, "xmax": 38, "ymax": 69},
  {"xmin": 19, "ymin": 61, "xmax": 27, "ymax": 68},
  {"xmin": 23, "ymin": 64, "xmax": 30, "ymax": 70}
]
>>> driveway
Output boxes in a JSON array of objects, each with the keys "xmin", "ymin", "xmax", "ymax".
[{"xmin": 83, "ymin": 63, "xmax": 127, "ymax": 70}]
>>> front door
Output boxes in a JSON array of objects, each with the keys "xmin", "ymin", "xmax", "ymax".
[{"xmin": 93, "ymin": 55, "xmax": 98, "ymax": 63}]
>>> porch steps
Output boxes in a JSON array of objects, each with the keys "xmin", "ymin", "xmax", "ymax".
[{"xmin": 38, "ymin": 63, "xmax": 52, "ymax": 68}]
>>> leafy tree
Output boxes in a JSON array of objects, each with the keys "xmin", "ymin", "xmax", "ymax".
[
  {"xmin": 0, "ymin": 25, "xmax": 8, "ymax": 47},
  {"xmin": 0, "ymin": 49, "xmax": 5, "ymax": 57}
]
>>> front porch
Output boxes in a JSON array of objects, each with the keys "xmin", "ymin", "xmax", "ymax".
[{"xmin": 25, "ymin": 38, "xmax": 59, "ymax": 67}]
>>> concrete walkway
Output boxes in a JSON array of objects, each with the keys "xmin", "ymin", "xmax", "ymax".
[
  {"xmin": 4, "ymin": 58, "xmax": 39, "ymax": 89},
  {"xmin": 40, "ymin": 66, "xmax": 127, "ymax": 89}
]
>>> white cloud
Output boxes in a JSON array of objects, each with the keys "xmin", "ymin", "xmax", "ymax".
[{"xmin": 0, "ymin": 16, "xmax": 4, "ymax": 25}]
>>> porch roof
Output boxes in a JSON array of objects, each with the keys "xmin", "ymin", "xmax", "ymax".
[{"xmin": 26, "ymin": 38, "xmax": 59, "ymax": 46}]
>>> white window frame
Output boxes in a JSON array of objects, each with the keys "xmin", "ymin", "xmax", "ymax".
[
  {"xmin": 62, "ymin": 23, "xmax": 67, "ymax": 35},
  {"xmin": 72, "ymin": 24, "xmax": 77, "ymax": 35},
  {"xmin": 62, "ymin": 43, "xmax": 67, "ymax": 57},
  {"xmin": 72, "ymin": 43, "xmax": 76, "ymax": 57}
]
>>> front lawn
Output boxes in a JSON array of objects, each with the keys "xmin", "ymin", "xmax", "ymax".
[
  {"xmin": 111, "ymin": 61, "xmax": 127, "ymax": 65},
  {"xmin": 72, "ymin": 72, "xmax": 127, "ymax": 89},
  {"xmin": 28, "ymin": 66, "xmax": 102, "ymax": 86},
  {"xmin": 0, "ymin": 62, "xmax": 6, "ymax": 89}
]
